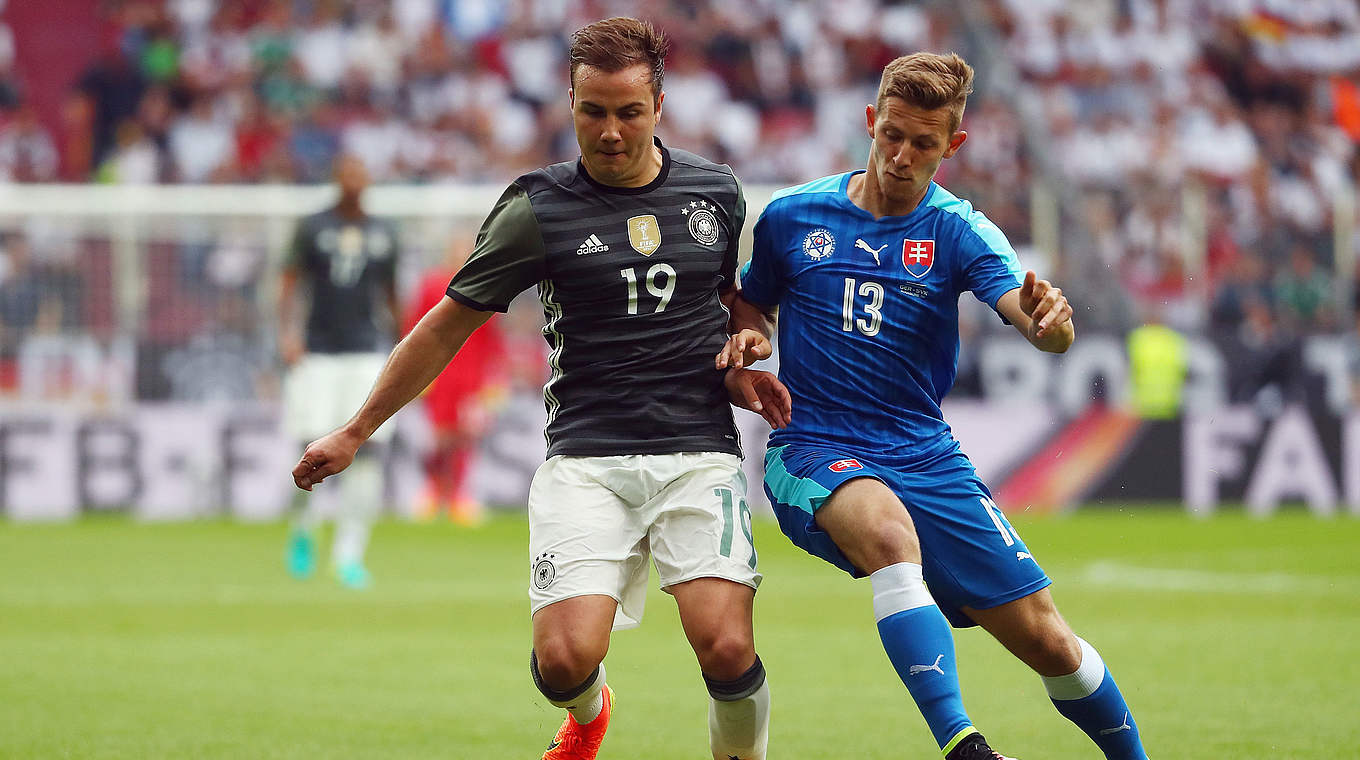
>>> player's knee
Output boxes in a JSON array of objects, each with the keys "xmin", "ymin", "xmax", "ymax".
[
  {"xmin": 692, "ymin": 629, "xmax": 756, "ymax": 681},
  {"xmin": 1019, "ymin": 625, "xmax": 1082, "ymax": 675},
  {"xmin": 855, "ymin": 518, "xmax": 920, "ymax": 571},
  {"xmin": 532, "ymin": 635, "xmax": 606, "ymax": 689}
]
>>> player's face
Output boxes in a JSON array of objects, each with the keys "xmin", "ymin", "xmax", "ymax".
[
  {"xmin": 866, "ymin": 97, "xmax": 966, "ymax": 211},
  {"xmin": 335, "ymin": 154, "xmax": 370, "ymax": 196},
  {"xmin": 570, "ymin": 63, "xmax": 664, "ymax": 187}
]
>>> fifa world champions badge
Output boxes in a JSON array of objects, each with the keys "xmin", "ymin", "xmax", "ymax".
[
  {"xmin": 902, "ymin": 238, "xmax": 935, "ymax": 278},
  {"xmin": 627, "ymin": 214, "xmax": 662, "ymax": 256},
  {"xmin": 803, "ymin": 228, "xmax": 835, "ymax": 260}
]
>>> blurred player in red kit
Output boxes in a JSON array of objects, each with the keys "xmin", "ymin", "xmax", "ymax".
[{"xmin": 404, "ymin": 239, "xmax": 507, "ymax": 525}]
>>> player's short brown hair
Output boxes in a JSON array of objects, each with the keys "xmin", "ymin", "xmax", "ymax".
[
  {"xmin": 569, "ymin": 17, "xmax": 669, "ymax": 101},
  {"xmin": 876, "ymin": 52, "xmax": 974, "ymax": 133}
]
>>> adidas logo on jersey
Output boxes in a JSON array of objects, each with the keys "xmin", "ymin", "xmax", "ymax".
[{"xmin": 576, "ymin": 234, "xmax": 610, "ymax": 255}]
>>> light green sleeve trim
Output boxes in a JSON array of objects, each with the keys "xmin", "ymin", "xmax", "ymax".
[{"xmin": 447, "ymin": 182, "xmax": 546, "ymax": 312}]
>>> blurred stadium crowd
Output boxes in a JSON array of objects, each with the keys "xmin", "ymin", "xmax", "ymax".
[{"xmin": 1, "ymin": 0, "xmax": 1359, "ymax": 408}]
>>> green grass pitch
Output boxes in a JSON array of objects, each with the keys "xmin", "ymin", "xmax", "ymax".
[{"xmin": 3, "ymin": 509, "xmax": 1358, "ymax": 758}]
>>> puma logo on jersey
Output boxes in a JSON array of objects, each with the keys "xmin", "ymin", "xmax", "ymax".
[
  {"xmin": 1016, "ymin": 551, "xmax": 1032, "ymax": 561},
  {"xmin": 855, "ymin": 238, "xmax": 886, "ymax": 265},
  {"xmin": 576, "ymin": 234, "xmax": 610, "ymax": 255},
  {"xmin": 908, "ymin": 654, "xmax": 945, "ymax": 676},
  {"xmin": 1098, "ymin": 713, "xmax": 1132, "ymax": 736}
]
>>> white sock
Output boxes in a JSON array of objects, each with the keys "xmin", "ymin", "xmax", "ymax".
[
  {"xmin": 869, "ymin": 561, "xmax": 935, "ymax": 620},
  {"xmin": 707, "ymin": 659, "xmax": 770, "ymax": 760},
  {"xmin": 291, "ymin": 483, "xmax": 324, "ymax": 534},
  {"xmin": 545, "ymin": 663, "xmax": 607, "ymax": 725},
  {"xmin": 333, "ymin": 456, "xmax": 382, "ymax": 566},
  {"xmin": 1041, "ymin": 637, "xmax": 1106, "ymax": 700},
  {"xmin": 569, "ymin": 689, "xmax": 605, "ymax": 725}
]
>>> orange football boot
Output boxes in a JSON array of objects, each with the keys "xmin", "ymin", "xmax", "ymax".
[{"xmin": 542, "ymin": 686, "xmax": 614, "ymax": 760}]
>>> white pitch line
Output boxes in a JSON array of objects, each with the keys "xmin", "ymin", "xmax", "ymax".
[
  {"xmin": 0, "ymin": 580, "xmax": 511, "ymax": 608},
  {"xmin": 1072, "ymin": 561, "xmax": 1360, "ymax": 595}
]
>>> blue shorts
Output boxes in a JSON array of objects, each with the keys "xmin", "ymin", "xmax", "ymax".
[{"xmin": 763, "ymin": 443, "xmax": 1051, "ymax": 628}]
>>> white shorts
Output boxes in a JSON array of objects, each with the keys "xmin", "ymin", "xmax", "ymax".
[
  {"xmin": 528, "ymin": 452, "xmax": 762, "ymax": 630},
  {"xmin": 282, "ymin": 352, "xmax": 394, "ymax": 444}
]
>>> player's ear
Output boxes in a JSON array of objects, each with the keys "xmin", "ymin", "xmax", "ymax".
[
  {"xmin": 943, "ymin": 130, "xmax": 967, "ymax": 158},
  {"xmin": 568, "ymin": 88, "xmax": 575, "ymax": 112},
  {"xmin": 654, "ymin": 90, "xmax": 664, "ymax": 122},
  {"xmin": 864, "ymin": 104, "xmax": 876, "ymax": 136}
]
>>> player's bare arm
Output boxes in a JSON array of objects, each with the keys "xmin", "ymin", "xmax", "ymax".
[
  {"xmin": 997, "ymin": 270, "xmax": 1075, "ymax": 353},
  {"xmin": 292, "ymin": 296, "xmax": 492, "ymax": 490},
  {"xmin": 716, "ymin": 291, "xmax": 777, "ymax": 369},
  {"xmin": 277, "ymin": 266, "xmax": 305, "ymax": 367},
  {"xmin": 384, "ymin": 280, "xmax": 400, "ymax": 339}
]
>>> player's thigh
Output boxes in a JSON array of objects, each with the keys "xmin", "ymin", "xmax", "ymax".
[
  {"xmin": 646, "ymin": 452, "xmax": 761, "ymax": 592},
  {"xmin": 670, "ymin": 576, "xmax": 756, "ymax": 679},
  {"xmin": 762, "ymin": 445, "xmax": 914, "ymax": 576},
  {"xmin": 815, "ymin": 476, "xmax": 922, "ymax": 572},
  {"xmin": 531, "ymin": 593, "xmax": 618, "ymax": 677},
  {"xmin": 527, "ymin": 456, "xmax": 649, "ymax": 627},
  {"xmin": 899, "ymin": 454, "xmax": 1051, "ymax": 627}
]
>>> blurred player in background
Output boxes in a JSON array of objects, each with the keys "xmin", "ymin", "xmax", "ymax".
[
  {"xmin": 279, "ymin": 153, "xmax": 400, "ymax": 590},
  {"xmin": 403, "ymin": 237, "xmax": 507, "ymax": 526},
  {"xmin": 723, "ymin": 53, "xmax": 1148, "ymax": 760},
  {"xmin": 291, "ymin": 18, "xmax": 788, "ymax": 760}
]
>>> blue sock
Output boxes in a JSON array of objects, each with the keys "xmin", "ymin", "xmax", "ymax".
[
  {"xmin": 872, "ymin": 563, "xmax": 975, "ymax": 753},
  {"xmin": 1044, "ymin": 638, "xmax": 1148, "ymax": 760}
]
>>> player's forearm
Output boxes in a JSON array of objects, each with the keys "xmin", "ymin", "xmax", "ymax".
[
  {"xmin": 342, "ymin": 299, "xmax": 489, "ymax": 439},
  {"xmin": 728, "ymin": 292, "xmax": 775, "ymax": 337},
  {"xmin": 276, "ymin": 271, "xmax": 300, "ymax": 341}
]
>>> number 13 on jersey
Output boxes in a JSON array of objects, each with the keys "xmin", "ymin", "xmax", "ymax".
[{"xmin": 842, "ymin": 277, "xmax": 883, "ymax": 336}]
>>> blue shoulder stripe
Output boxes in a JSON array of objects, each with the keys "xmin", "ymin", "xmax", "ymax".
[
  {"xmin": 926, "ymin": 184, "xmax": 1022, "ymax": 275},
  {"xmin": 769, "ymin": 172, "xmax": 853, "ymax": 203}
]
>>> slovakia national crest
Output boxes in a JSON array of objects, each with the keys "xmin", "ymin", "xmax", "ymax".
[
  {"xmin": 902, "ymin": 239, "xmax": 935, "ymax": 279},
  {"xmin": 803, "ymin": 228, "xmax": 835, "ymax": 260},
  {"xmin": 828, "ymin": 458, "xmax": 863, "ymax": 472}
]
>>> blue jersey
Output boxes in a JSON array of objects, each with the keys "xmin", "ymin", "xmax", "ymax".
[{"xmin": 741, "ymin": 171, "xmax": 1023, "ymax": 461}]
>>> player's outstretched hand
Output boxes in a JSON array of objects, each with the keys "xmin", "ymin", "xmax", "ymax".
[
  {"xmin": 1018, "ymin": 270, "xmax": 1072, "ymax": 340},
  {"xmin": 715, "ymin": 329, "xmax": 772, "ymax": 370},
  {"xmin": 725, "ymin": 368, "xmax": 791, "ymax": 429},
  {"xmin": 292, "ymin": 428, "xmax": 364, "ymax": 491}
]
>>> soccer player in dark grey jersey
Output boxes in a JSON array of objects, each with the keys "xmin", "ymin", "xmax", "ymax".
[
  {"xmin": 452, "ymin": 124, "xmax": 749, "ymax": 458},
  {"xmin": 279, "ymin": 154, "xmax": 400, "ymax": 590},
  {"xmin": 290, "ymin": 18, "xmax": 785, "ymax": 760}
]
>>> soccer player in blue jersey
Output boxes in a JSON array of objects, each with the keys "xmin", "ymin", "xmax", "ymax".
[{"xmin": 720, "ymin": 52, "xmax": 1149, "ymax": 760}]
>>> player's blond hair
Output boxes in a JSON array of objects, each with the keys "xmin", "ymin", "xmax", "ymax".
[
  {"xmin": 569, "ymin": 17, "xmax": 669, "ymax": 102},
  {"xmin": 876, "ymin": 52, "xmax": 974, "ymax": 133}
]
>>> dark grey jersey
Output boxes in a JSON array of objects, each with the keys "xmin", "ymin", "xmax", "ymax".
[
  {"xmin": 285, "ymin": 207, "xmax": 400, "ymax": 354},
  {"xmin": 448, "ymin": 139, "xmax": 745, "ymax": 458}
]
